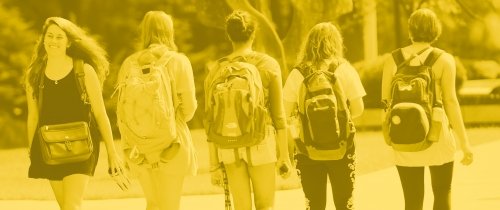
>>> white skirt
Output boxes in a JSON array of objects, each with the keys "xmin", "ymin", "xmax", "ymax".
[{"xmin": 394, "ymin": 114, "xmax": 457, "ymax": 167}]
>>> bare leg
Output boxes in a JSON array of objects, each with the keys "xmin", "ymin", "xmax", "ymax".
[
  {"xmin": 61, "ymin": 174, "xmax": 90, "ymax": 210},
  {"xmin": 225, "ymin": 161, "xmax": 253, "ymax": 210},
  {"xmin": 152, "ymin": 168, "xmax": 185, "ymax": 210},
  {"xmin": 248, "ymin": 162, "xmax": 276, "ymax": 210},
  {"xmin": 49, "ymin": 180, "xmax": 64, "ymax": 209},
  {"xmin": 137, "ymin": 168, "xmax": 160, "ymax": 210}
]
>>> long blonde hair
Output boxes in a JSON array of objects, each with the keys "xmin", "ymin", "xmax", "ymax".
[
  {"xmin": 297, "ymin": 22, "xmax": 344, "ymax": 72},
  {"xmin": 25, "ymin": 17, "xmax": 109, "ymax": 99},
  {"xmin": 140, "ymin": 11, "xmax": 178, "ymax": 51}
]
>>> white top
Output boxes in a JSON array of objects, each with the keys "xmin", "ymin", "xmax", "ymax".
[
  {"xmin": 382, "ymin": 47, "xmax": 457, "ymax": 166},
  {"xmin": 283, "ymin": 62, "xmax": 366, "ymax": 103},
  {"xmin": 283, "ymin": 62, "xmax": 366, "ymax": 156}
]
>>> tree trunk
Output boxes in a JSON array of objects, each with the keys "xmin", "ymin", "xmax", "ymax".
[{"xmin": 362, "ymin": 0, "xmax": 378, "ymax": 62}]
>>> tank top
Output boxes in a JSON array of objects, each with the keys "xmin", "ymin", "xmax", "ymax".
[{"xmin": 39, "ymin": 69, "xmax": 90, "ymax": 125}]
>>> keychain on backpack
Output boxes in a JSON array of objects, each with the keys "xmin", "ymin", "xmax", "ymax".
[{"xmin": 221, "ymin": 163, "xmax": 232, "ymax": 210}]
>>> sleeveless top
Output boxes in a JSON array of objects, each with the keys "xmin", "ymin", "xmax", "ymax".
[
  {"xmin": 39, "ymin": 69, "xmax": 90, "ymax": 125},
  {"xmin": 28, "ymin": 67, "xmax": 100, "ymax": 180}
]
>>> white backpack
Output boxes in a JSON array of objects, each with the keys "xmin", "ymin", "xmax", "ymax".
[{"xmin": 116, "ymin": 47, "xmax": 177, "ymax": 161}]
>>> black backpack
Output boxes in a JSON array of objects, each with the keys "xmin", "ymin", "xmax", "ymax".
[
  {"xmin": 384, "ymin": 48, "xmax": 443, "ymax": 151},
  {"xmin": 295, "ymin": 63, "xmax": 355, "ymax": 160}
]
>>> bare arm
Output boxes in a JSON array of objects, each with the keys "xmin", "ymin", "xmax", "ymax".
[
  {"xmin": 83, "ymin": 64, "xmax": 122, "ymax": 168},
  {"xmin": 267, "ymin": 61, "xmax": 291, "ymax": 176},
  {"xmin": 440, "ymin": 54, "xmax": 473, "ymax": 165},
  {"xmin": 207, "ymin": 142, "xmax": 224, "ymax": 186},
  {"xmin": 381, "ymin": 54, "xmax": 396, "ymax": 107},
  {"xmin": 284, "ymin": 100, "xmax": 298, "ymax": 158}
]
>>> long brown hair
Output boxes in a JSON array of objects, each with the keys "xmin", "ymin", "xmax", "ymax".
[{"xmin": 25, "ymin": 17, "xmax": 109, "ymax": 99}]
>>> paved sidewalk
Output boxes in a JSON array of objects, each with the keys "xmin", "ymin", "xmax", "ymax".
[{"xmin": 1, "ymin": 140, "xmax": 499, "ymax": 210}]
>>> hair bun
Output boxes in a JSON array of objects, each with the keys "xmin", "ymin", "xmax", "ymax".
[{"xmin": 226, "ymin": 10, "xmax": 255, "ymax": 42}]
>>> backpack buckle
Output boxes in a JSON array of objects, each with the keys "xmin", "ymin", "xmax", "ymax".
[{"xmin": 65, "ymin": 140, "xmax": 73, "ymax": 151}]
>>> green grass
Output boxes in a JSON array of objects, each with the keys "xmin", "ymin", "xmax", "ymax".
[{"xmin": 1, "ymin": 126, "xmax": 499, "ymax": 200}]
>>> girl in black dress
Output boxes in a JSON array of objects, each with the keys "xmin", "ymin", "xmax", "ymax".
[{"xmin": 24, "ymin": 17, "xmax": 125, "ymax": 210}]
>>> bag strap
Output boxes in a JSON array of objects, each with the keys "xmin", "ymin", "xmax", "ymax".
[
  {"xmin": 391, "ymin": 49, "xmax": 405, "ymax": 67},
  {"xmin": 73, "ymin": 59, "xmax": 95, "ymax": 125},
  {"xmin": 156, "ymin": 52, "xmax": 180, "ymax": 110},
  {"xmin": 37, "ymin": 65, "xmax": 46, "ymax": 114},
  {"xmin": 423, "ymin": 49, "xmax": 443, "ymax": 67},
  {"xmin": 37, "ymin": 59, "xmax": 89, "ymax": 111},
  {"xmin": 73, "ymin": 59, "xmax": 89, "ymax": 105},
  {"xmin": 155, "ymin": 50, "xmax": 174, "ymax": 67},
  {"xmin": 425, "ymin": 49, "xmax": 444, "ymax": 107}
]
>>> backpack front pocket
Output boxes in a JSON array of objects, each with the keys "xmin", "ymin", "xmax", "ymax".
[{"xmin": 389, "ymin": 102, "xmax": 429, "ymax": 145}]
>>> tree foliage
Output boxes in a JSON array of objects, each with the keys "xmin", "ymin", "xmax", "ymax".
[
  {"xmin": 0, "ymin": 3, "xmax": 38, "ymax": 147},
  {"xmin": 0, "ymin": 4, "xmax": 37, "ymax": 118}
]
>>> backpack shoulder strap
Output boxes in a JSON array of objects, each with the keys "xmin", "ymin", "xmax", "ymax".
[
  {"xmin": 326, "ymin": 59, "xmax": 343, "ymax": 78},
  {"xmin": 424, "ymin": 49, "xmax": 444, "ymax": 107},
  {"xmin": 155, "ymin": 50, "xmax": 175, "ymax": 67},
  {"xmin": 391, "ymin": 48, "xmax": 405, "ymax": 68},
  {"xmin": 294, "ymin": 63, "xmax": 311, "ymax": 115},
  {"xmin": 423, "ymin": 48, "xmax": 444, "ymax": 66},
  {"xmin": 329, "ymin": 62, "xmax": 350, "ymax": 111},
  {"xmin": 296, "ymin": 64, "xmax": 320, "ymax": 84},
  {"xmin": 156, "ymin": 51, "xmax": 179, "ymax": 110},
  {"xmin": 294, "ymin": 63, "xmax": 308, "ymax": 78}
]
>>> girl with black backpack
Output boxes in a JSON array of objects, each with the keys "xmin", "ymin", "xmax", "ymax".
[
  {"xmin": 381, "ymin": 8, "xmax": 474, "ymax": 210},
  {"xmin": 283, "ymin": 22, "xmax": 366, "ymax": 210}
]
